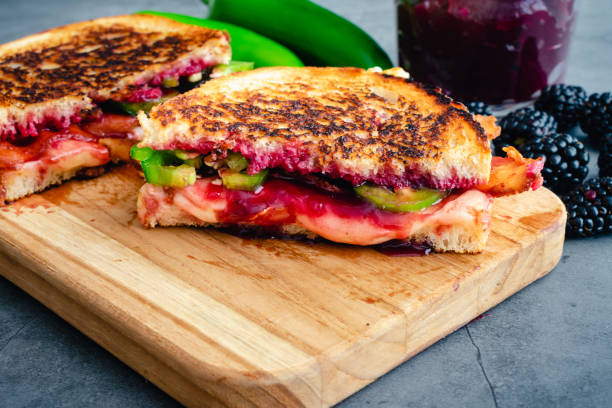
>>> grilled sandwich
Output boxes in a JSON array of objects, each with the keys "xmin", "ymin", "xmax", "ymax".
[
  {"xmin": 0, "ymin": 14, "xmax": 232, "ymax": 203},
  {"xmin": 133, "ymin": 67, "xmax": 544, "ymax": 253}
]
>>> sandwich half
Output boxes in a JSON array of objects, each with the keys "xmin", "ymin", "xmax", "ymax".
[
  {"xmin": 133, "ymin": 67, "xmax": 544, "ymax": 253},
  {"xmin": 0, "ymin": 14, "xmax": 233, "ymax": 203}
]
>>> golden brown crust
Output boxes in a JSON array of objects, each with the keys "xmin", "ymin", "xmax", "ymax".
[
  {"xmin": 0, "ymin": 15, "xmax": 230, "ymax": 106},
  {"xmin": 140, "ymin": 67, "xmax": 493, "ymax": 189}
]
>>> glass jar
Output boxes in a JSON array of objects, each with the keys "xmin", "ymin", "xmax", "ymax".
[{"xmin": 397, "ymin": 0, "xmax": 577, "ymax": 106}]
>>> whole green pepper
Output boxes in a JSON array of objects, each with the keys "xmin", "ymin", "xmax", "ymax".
[
  {"xmin": 202, "ymin": 0, "xmax": 392, "ymax": 69},
  {"xmin": 137, "ymin": 11, "xmax": 303, "ymax": 68}
]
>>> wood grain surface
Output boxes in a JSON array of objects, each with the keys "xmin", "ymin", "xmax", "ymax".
[{"xmin": 0, "ymin": 165, "xmax": 566, "ymax": 407}]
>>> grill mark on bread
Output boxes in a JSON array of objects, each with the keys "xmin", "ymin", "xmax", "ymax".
[
  {"xmin": 0, "ymin": 16, "xmax": 229, "ymax": 106},
  {"xmin": 158, "ymin": 83, "xmax": 487, "ymax": 160}
]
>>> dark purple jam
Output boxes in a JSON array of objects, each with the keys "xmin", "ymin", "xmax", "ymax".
[
  {"xmin": 397, "ymin": 0, "xmax": 577, "ymax": 104},
  {"xmin": 374, "ymin": 240, "xmax": 432, "ymax": 257}
]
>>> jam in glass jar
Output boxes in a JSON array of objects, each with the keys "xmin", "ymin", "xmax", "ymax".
[{"xmin": 397, "ymin": 0, "xmax": 577, "ymax": 106}]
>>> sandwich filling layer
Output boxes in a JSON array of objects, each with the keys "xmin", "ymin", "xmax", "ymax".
[
  {"xmin": 0, "ymin": 127, "xmax": 110, "ymax": 172},
  {"xmin": 0, "ymin": 114, "xmax": 139, "ymax": 202},
  {"xmin": 133, "ymin": 145, "xmax": 543, "ymax": 250},
  {"xmin": 138, "ymin": 176, "xmax": 493, "ymax": 246}
]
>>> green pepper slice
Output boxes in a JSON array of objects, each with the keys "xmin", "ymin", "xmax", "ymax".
[
  {"xmin": 211, "ymin": 61, "xmax": 255, "ymax": 77},
  {"xmin": 162, "ymin": 77, "xmax": 180, "ymax": 88},
  {"xmin": 141, "ymin": 162, "xmax": 196, "ymax": 188},
  {"xmin": 225, "ymin": 152, "xmax": 248, "ymax": 171},
  {"xmin": 355, "ymin": 184, "xmax": 445, "ymax": 213},
  {"xmin": 220, "ymin": 168, "xmax": 268, "ymax": 191},
  {"xmin": 116, "ymin": 100, "xmax": 160, "ymax": 116},
  {"xmin": 130, "ymin": 145, "xmax": 154, "ymax": 162},
  {"xmin": 117, "ymin": 92, "xmax": 179, "ymax": 116},
  {"xmin": 131, "ymin": 147, "xmax": 200, "ymax": 188}
]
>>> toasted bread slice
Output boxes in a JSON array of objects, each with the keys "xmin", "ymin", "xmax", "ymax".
[
  {"xmin": 138, "ymin": 67, "xmax": 495, "ymax": 190},
  {"xmin": 0, "ymin": 14, "xmax": 231, "ymax": 139}
]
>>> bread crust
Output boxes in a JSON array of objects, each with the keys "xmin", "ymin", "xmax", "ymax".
[
  {"xmin": 1, "ymin": 162, "xmax": 106, "ymax": 203},
  {"xmin": 139, "ymin": 67, "xmax": 493, "ymax": 190},
  {"xmin": 0, "ymin": 14, "xmax": 231, "ymax": 138}
]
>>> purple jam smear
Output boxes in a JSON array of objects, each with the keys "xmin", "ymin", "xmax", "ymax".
[
  {"xmin": 126, "ymin": 86, "xmax": 164, "ymax": 103},
  {"xmin": 374, "ymin": 240, "xmax": 432, "ymax": 257},
  {"xmin": 397, "ymin": 0, "xmax": 577, "ymax": 104},
  {"xmin": 126, "ymin": 58, "xmax": 216, "ymax": 103},
  {"xmin": 166, "ymin": 141, "xmax": 485, "ymax": 191},
  {"xmin": 1, "ymin": 110, "xmax": 86, "ymax": 140}
]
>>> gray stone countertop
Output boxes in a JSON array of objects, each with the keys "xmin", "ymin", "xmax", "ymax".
[{"xmin": 0, "ymin": 1, "xmax": 611, "ymax": 407}]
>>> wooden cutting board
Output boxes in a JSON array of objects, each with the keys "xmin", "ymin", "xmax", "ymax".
[{"xmin": 0, "ymin": 165, "xmax": 565, "ymax": 407}]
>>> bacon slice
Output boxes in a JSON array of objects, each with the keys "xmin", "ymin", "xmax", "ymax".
[
  {"xmin": 0, "ymin": 113, "xmax": 137, "ymax": 172},
  {"xmin": 0, "ymin": 134, "xmax": 111, "ymax": 203},
  {"xmin": 474, "ymin": 114, "xmax": 501, "ymax": 140},
  {"xmin": 0, "ymin": 125, "xmax": 99, "ymax": 169},
  {"xmin": 476, "ymin": 146, "xmax": 544, "ymax": 197},
  {"xmin": 81, "ymin": 113, "xmax": 140, "ymax": 138},
  {"xmin": 0, "ymin": 112, "xmax": 139, "ymax": 203}
]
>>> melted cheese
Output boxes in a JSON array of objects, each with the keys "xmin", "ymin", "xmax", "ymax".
[
  {"xmin": 139, "ymin": 177, "xmax": 493, "ymax": 246},
  {"xmin": 4, "ymin": 139, "xmax": 110, "ymax": 187}
]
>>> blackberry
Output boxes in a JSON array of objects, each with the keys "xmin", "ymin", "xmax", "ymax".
[
  {"xmin": 495, "ymin": 108, "xmax": 558, "ymax": 155},
  {"xmin": 580, "ymin": 92, "xmax": 612, "ymax": 145},
  {"xmin": 598, "ymin": 133, "xmax": 612, "ymax": 177},
  {"xmin": 465, "ymin": 101, "xmax": 493, "ymax": 116},
  {"xmin": 562, "ymin": 177, "xmax": 612, "ymax": 237},
  {"xmin": 521, "ymin": 133, "xmax": 589, "ymax": 194},
  {"xmin": 535, "ymin": 84, "xmax": 587, "ymax": 131}
]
